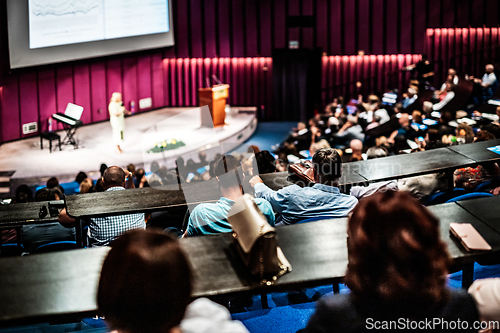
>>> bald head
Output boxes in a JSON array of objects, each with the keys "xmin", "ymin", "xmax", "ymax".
[
  {"xmin": 486, "ymin": 64, "xmax": 495, "ymax": 73},
  {"xmin": 399, "ymin": 113, "xmax": 410, "ymax": 127},
  {"xmin": 103, "ymin": 166, "xmax": 126, "ymax": 189},
  {"xmin": 350, "ymin": 139, "xmax": 363, "ymax": 153}
]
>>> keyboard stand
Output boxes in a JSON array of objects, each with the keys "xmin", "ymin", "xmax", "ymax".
[{"xmin": 61, "ymin": 123, "xmax": 79, "ymax": 149}]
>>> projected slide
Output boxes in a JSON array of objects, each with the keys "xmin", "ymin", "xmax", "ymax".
[{"xmin": 29, "ymin": 0, "xmax": 169, "ymax": 49}]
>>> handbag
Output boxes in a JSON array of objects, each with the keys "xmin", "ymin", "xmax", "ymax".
[
  {"xmin": 288, "ymin": 160, "xmax": 315, "ymax": 183},
  {"xmin": 228, "ymin": 194, "xmax": 291, "ymax": 285}
]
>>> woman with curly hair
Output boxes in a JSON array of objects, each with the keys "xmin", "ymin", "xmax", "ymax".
[{"xmin": 302, "ymin": 191, "xmax": 478, "ymax": 332}]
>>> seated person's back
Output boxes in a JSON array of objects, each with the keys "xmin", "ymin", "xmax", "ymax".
[
  {"xmin": 98, "ymin": 229, "xmax": 248, "ymax": 333},
  {"xmin": 22, "ymin": 187, "xmax": 75, "ymax": 253},
  {"xmin": 250, "ymin": 148, "xmax": 358, "ymax": 225},
  {"xmin": 301, "ymin": 191, "xmax": 478, "ymax": 332},
  {"xmin": 185, "ymin": 155, "xmax": 275, "ymax": 237}
]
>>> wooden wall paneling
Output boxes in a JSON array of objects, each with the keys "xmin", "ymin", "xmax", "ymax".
[
  {"xmin": 190, "ymin": 0, "xmax": 204, "ymax": 57},
  {"xmin": 0, "ymin": 76, "xmax": 20, "ymax": 141},
  {"xmin": 265, "ymin": 58, "xmax": 273, "ymax": 117},
  {"xmin": 300, "ymin": 1, "xmax": 314, "ymax": 50},
  {"xmin": 341, "ymin": 56, "xmax": 349, "ymax": 97},
  {"xmin": 19, "ymin": 72, "xmax": 38, "ymax": 137},
  {"xmin": 151, "ymin": 53, "xmax": 165, "ymax": 109},
  {"xmin": 273, "ymin": 0, "xmax": 286, "ymax": 50},
  {"xmin": 329, "ymin": 0, "xmax": 342, "ymax": 55},
  {"xmin": 176, "ymin": 59, "xmax": 185, "ymax": 106},
  {"xmin": 471, "ymin": 0, "xmax": 484, "ymax": 27},
  {"xmin": 441, "ymin": 0, "xmax": 454, "ymax": 27},
  {"xmin": 204, "ymin": 0, "xmax": 217, "ymax": 58},
  {"xmin": 55, "ymin": 66, "xmax": 74, "ymax": 131},
  {"xmin": 400, "ymin": 0, "xmax": 413, "ymax": 54},
  {"xmin": 105, "ymin": 59, "xmax": 122, "ymax": 112},
  {"xmin": 485, "ymin": 0, "xmax": 498, "ymax": 26},
  {"xmin": 461, "ymin": 28, "xmax": 470, "ymax": 74},
  {"xmin": 218, "ymin": 0, "xmax": 231, "ymax": 57},
  {"xmin": 469, "ymin": 29, "xmax": 478, "ymax": 75},
  {"xmin": 162, "ymin": 58, "xmax": 171, "ymax": 106},
  {"xmin": 385, "ymin": 0, "xmax": 399, "ymax": 54},
  {"xmin": 189, "ymin": 58, "xmax": 198, "ymax": 106},
  {"xmin": 122, "ymin": 57, "xmax": 138, "ymax": 114},
  {"xmin": 173, "ymin": 0, "xmax": 190, "ymax": 58},
  {"xmin": 169, "ymin": 59, "xmax": 177, "ymax": 106},
  {"xmin": 137, "ymin": 55, "xmax": 153, "ymax": 110},
  {"xmin": 371, "ymin": 0, "xmax": 384, "ymax": 55},
  {"xmin": 413, "ymin": 0, "xmax": 427, "ymax": 53},
  {"xmin": 344, "ymin": 0, "xmax": 356, "ymax": 55},
  {"xmin": 357, "ymin": 0, "xmax": 370, "ymax": 55},
  {"xmin": 456, "ymin": 0, "xmax": 470, "ymax": 28},
  {"xmin": 231, "ymin": 0, "xmax": 245, "ymax": 57},
  {"xmin": 363, "ymin": 56, "xmax": 371, "ymax": 95},
  {"xmin": 321, "ymin": 56, "xmax": 329, "ymax": 103},
  {"xmin": 182, "ymin": 58, "xmax": 191, "ymax": 106},
  {"xmin": 37, "ymin": 70, "xmax": 57, "ymax": 132},
  {"xmin": 73, "ymin": 65, "xmax": 92, "ymax": 126},
  {"xmin": 245, "ymin": 1, "xmax": 258, "ymax": 56},
  {"xmin": 491, "ymin": 29, "xmax": 498, "ymax": 66},
  {"xmin": 230, "ymin": 58, "xmax": 238, "ymax": 106},
  {"xmin": 315, "ymin": 0, "xmax": 329, "ymax": 53},
  {"xmin": 89, "ymin": 62, "xmax": 107, "ymax": 122},
  {"xmin": 259, "ymin": 0, "xmax": 272, "ymax": 56}
]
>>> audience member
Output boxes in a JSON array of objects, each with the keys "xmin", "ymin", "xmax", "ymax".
[
  {"xmin": 255, "ymin": 150, "xmax": 277, "ymax": 175},
  {"xmin": 301, "ymin": 191, "xmax": 479, "ymax": 332},
  {"xmin": 334, "ymin": 115, "xmax": 365, "ymax": 146},
  {"xmin": 98, "ymin": 229, "xmax": 249, "ymax": 333},
  {"xmin": 126, "ymin": 163, "xmax": 136, "ymax": 175},
  {"xmin": 59, "ymin": 166, "xmax": 145, "ymax": 247},
  {"xmin": 46, "ymin": 177, "xmax": 59, "ymax": 189},
  {"xmin": 75, "ymin": 171, "xmax": 87, "ymax": 184},
  {"xmin": 14, "ymin": 184, "xmax": 33, "ymax": 203},
  {"xmin": 99, "ymin": 163, "xmax": 108, "ymax": 177},
  {"xmin": 134, "ymin": 168, "xmax": 149, "ymax": 188},
  {"xmin": 366, "ymin": 145, "xmax": 388, "ymax": 159},
  {"xmin": 79, "ymin": 178, "xmax": 94, "ymax": 194},
  {"xmin": 475, "ymin": 64, "xmax": 498, "ymax": 103},
  {"xmin": 22, "ymin": 187, "xmax": 76, "ymax": 253},
  {"xmin": 184, "ymin": 155, "xmax": 275, "ymax": 237},
  {"xmin": 475, "ymin": 130, "xmax": 496, "ymax": 142},
  {"xmin": 349, "ymin": 139, "xmax": 363, "ymax": 162},
  {"xmin": 250, "ymin": 148, "xmax": 357, "ymax": 225}
]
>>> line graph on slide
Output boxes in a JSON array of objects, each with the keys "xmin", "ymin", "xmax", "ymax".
[
  {"xmin": 29, "ymin": 0, "xmax": 104, "ymax": 49},
  {"xmin": 30, "ymin": 0, "xmax": 101, "ymax": 17},
  {"xmin": 28, "ymin": 0, "xmax": 169, "ymax": 50}
]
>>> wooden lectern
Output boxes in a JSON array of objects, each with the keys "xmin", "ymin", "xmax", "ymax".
[{"xmin": 199, "ymin": 84, "xmax": 230, "ymax": 127}]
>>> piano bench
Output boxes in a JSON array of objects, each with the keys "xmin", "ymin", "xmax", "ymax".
[{"xmin": 40, "ymin": 132, "xmax": 61, "ymax": 153}]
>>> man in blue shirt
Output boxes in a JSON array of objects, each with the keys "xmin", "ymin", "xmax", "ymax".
[
  {"xmin": 249, "ymin": 148, "xmax": 358, "ymax": 225},
  {"xmin": 185, "ymin": 155, "xmax": 275, "ymax": 237}
]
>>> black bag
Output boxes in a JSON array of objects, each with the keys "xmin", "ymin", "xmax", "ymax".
[{"xmin": 228, "ymin": 194, "xmax": 291, "ymax": 285}]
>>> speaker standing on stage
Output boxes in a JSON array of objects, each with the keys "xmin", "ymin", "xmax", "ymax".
[{"xmin": 109, "ymin": 92, "xmax": 130, "ymax": 153}]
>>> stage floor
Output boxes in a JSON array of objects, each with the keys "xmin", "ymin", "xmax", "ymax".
[{"xmin": 0, "ymin": 107, "xmax": 257, "ymax": 190}]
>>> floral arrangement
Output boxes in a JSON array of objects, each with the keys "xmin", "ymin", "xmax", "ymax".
[{"xmin": 148, "ymin": 139, "xmax": 186, "ymax": 153}]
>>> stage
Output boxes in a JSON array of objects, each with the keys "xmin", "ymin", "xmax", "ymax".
[{"xmin": 0, "ymin": 107, "xmax": 257, "ymax": 194}]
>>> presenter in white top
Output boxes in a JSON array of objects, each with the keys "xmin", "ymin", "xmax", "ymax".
[{"xmin": 108, "ymin": 92, "xmax": 130, "ymax": 153}]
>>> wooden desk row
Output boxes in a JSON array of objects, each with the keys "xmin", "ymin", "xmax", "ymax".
[
  {"xmin": 1, "ymin": 140, "xmax": 499, "ymax": 228},
  {"xmin": 1, "ymin": 195, "xmax": 500, "ymax": 327}
]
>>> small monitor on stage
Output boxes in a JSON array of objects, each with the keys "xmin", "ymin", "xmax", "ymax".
[{"xmin": 65, "ymin": 103, "xmax": 84, "ymax": 120}]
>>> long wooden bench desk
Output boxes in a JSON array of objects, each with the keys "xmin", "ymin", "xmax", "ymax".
[{"xmin": 1, "ymin": 196, "xmax": 499, "ymax": 327}]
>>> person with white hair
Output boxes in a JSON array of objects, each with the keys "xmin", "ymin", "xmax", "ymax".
[{"xmin": 108, "ymin": 92, "xmax": 130, "ymax": 153}]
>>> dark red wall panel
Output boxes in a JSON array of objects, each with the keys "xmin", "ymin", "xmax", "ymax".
[
  {"xmin": 73, "ymin": 65, "xmax": 91, "ymax": 126},
  {"xmin": 19, "ymin": 73, "xmax": 38, "ymax": 138},
  {"xmin": 37, "ymin": 70, "xmax": 57, "ymax": 132}
]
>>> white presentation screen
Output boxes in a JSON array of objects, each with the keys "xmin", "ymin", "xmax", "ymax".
[{"xmin": 7, "ymin": 0, "xmax": 174, "ymax": 69}]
